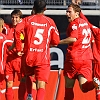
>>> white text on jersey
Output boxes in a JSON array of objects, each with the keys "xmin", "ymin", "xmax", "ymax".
[
  {"xmin": 30, "ymin": 48, "xmax": 43, "ymax": 52},
  {"xmin": 31, "ymin": 22, "xmax": 47, "ymax": 27}
]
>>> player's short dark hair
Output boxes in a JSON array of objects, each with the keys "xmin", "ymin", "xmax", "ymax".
[
  {"xmin": 68, "ymin": 3, "xmax": 81, "ymax": 14},
  {"xmin": 33, "ymin": 0, "xmax": 46, "ymax": 13},
  {"xmin": 11, "ymin": 9, "xmax": 23, "ymax": 18}
]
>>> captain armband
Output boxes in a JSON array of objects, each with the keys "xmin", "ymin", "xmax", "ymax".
[{"xmin": 20, "ymin": 33, "xmax": 24, "ymax": 40}]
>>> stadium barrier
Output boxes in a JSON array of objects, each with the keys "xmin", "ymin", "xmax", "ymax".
[
  {"xmin": 0, "ymin": 0, "xmax": 100, "ymax": 10},
  {"xmin": 1, "ymin": 70, "xmax": 96, "ymax": 100}
]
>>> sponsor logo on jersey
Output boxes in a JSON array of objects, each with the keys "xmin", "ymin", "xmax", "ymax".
[
  {"xmin": 79, "ymin": 23, "xmax": 88, "ymax": 27},
  {"xmin": 31, "ymin": 22, "xmax": 47, "ymax": 27}
]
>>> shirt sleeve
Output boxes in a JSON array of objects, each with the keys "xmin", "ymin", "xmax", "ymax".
[
  {"xmin": 80, "ymin": 12, "xmax": 89, "ymax": 22},
  {"xmin": 68, "ymin": 22, "xmax": 78, "ymax": 39},
  {"xmin": 80, "ymin": 12, "xmax": 100, "ymax": 36},
  {"xmin": 50, "ymin": 20, "xmax": 60, "ymax": 45},
  {"xmin": 15, "ymin": 19, "xmax": 25, "ymax": 52},
  {"xmin": 91, "ymin": 26, "xmax": 100, "ymax": 36}
]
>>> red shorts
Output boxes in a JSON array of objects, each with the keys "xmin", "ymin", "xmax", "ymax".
[
  {"xmin": 21, "ymin": 55, "xmax": 50, "ymax": 83},
  {"xmin": 93, "ymin": 61, "xmax": 100, "ymax": 80},
  {"xmin": 64, "ymin": 59, "xmax": 92, "ymax": 81},
  {"xmin": 5, "ymin": 56, "xmax": 21, "ymax": 81},
  {"xmin": 23, "ymin": 64, "xmax": 50, "ymax": 83},
  {"xmin": 0, "ymin": 74, "xmax": 4, "ymax": 89}
]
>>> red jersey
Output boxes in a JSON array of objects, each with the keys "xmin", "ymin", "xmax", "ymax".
[
  {"xmin": 80, "ymin": 12, "xmax": 100, "ymax": 62},
  {"xmin": 90, "ymin": 26, "xmax": 100, "ymax": 62},
  {"xmin": 3, "ymin": 23, "xmax": 18, "ymax": 56},
  {"xmin": 15, "ymin": 14, "xmax": 60, "ymax": 66},
  {"xmin": 66, "ymin": 17, "xmax": 93, "ymax": 60},
  {"xmin": 0, "ymin": 32, "xmax": 12, "ymax": 74}
]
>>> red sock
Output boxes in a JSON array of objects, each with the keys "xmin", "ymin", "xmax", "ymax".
[
  {"xmin": 65, "ymin": 88, "xmax": 74, "ymax": 100},
  {"xmin": 96, "ymin": 89, "xmax": 100, "ymax": 100},
  {"xmin": 26, "ymin": 76, "xmax": 32, "ymax": 94},
  {"xmin": 82, "ymin": 81, "xmax": 94, "ymax": 93},
  {"xmin": 32, "ymin": 89, "xmax": 37, "ymax": 99},
  {"xmin": 18, "ymin": 82, "xmax": 27, "ymax": 100},
  {"xmin": 26, "ymin": 76, "xmax": 37, "ymax": 99},
  {"xmin": 36, "ymin": 88, "xmax": 45, "ymax": 100},
  {"xmin": 5, "ymin": 88, "xmax": 13, "ymax": 100},
  {"xmin": 0, "ymin": 92, "xmax": 2, "ymax": 100}
]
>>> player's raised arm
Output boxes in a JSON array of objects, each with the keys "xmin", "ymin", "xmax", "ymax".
[{"xmin": 80, "ymin": 11, "xmax": 100, "ymax": 36}]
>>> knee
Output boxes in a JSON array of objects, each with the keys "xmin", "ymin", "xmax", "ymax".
[
  {"xmin": 37, "ymin": 81, "xmax": 46, "ymax": 89},
  {"xmin": 6, "ymin": 81, "xmax": 13, "ymax": 88}
]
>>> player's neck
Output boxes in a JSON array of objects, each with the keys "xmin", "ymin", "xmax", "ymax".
[
  {"xmin": 35, "ymin": 11, "xmax": 44, "ymax": 15},
  {"xmin": 0, "ymin": 27, "xmax": 3, "ymax": 32},
  {"xmin": 12, "ymin": 25, "xmax": 16, "ymax": 28}
]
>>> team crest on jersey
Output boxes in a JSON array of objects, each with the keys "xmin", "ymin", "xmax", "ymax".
[
  {"xmin": 0, "ymin": 36, "xmax": 3, "ymax": 39},
  {"xmin": 72, "ymin": 24, "xmax": 77, "ymax": 30}
]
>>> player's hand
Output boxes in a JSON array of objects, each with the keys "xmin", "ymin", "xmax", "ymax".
[
  {"xmin": 50, "ymin": 45, "xmax": 57, "ymax": 47},
  {"xmin": 17, "ymin": 51, "xmax": 24, "ymax": 56},
  {"xmin": 72, "ymin": 0, "xmax": 82, "ymax": 5}
]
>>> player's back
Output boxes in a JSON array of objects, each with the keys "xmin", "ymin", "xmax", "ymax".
[
  {"xmin": 66, "ymin": 17, "xmax": 93, "ymax": 60},
  {"xmin": 23, "ymin": 15, "xmax": 59, "ymax": 66}
]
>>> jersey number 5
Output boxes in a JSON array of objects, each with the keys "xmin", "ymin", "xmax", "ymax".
[{"xmin": 34, "ymin": 29, "xmax": 44, "ymax": 45}]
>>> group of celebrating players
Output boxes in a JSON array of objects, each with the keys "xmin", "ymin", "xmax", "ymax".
[{"xmin": 0, "ymin": 0, "xmax": 100, "ymax": 100}]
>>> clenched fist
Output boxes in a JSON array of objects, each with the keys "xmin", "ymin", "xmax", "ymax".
[{"xmin": 72, "ymin": 0, "xmax": 82, "ymax": 4}]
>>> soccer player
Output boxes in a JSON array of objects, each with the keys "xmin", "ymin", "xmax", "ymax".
[
  {"xmin": 59, "ymin": 3, "xmax": 94, "ymax": 100},
  {"xmin": 15, "ymin": 0, "xmax": 60, "ymax": 100},
  {"xmin": 80, "ymin": 11, "xmax": 100, "ymax": 100},
  {"xmin": 0, "ymin": 18, "xmax": 7, "ymax": 100},
  {"xmin": 0, "ymin": 18, "xmax": 13, "ymax": 100},
  {"xmin": 3, "ymin": 9, "xmax": 25, "ymax": 100}
]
